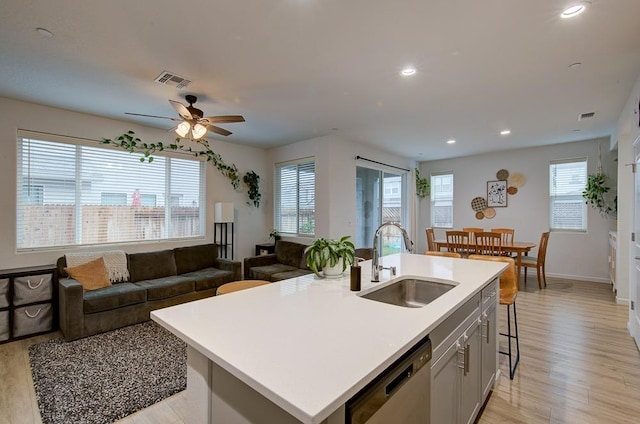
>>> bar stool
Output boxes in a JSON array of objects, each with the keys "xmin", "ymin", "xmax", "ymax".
[
  {"xmin": 424, "ymin": 251, "xmax": 462, "ymax": 258},
  {"xmin": 216, "ymin": 280, "xmax": 270, "ymax": 295},
  {"xmin": 468, "ymin": 254, "xmax": 519, "ymax": 379}
]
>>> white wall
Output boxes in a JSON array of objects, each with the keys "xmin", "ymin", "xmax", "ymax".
[
  {"xmin": 0, "ymin": 97, "xmax": 270, "ymax": 269},
  {"xmin": 268, "ymin": 135, "xmax": 416, "ymax": 246},
  {"xmin": 419, "ymin": 138, "xmax": 615, "ymax": 283}
]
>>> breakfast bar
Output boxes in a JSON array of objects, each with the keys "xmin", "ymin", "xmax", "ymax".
[{"xmin": 151, "ymin": 253, "xmax": 507, "ymax": 424}]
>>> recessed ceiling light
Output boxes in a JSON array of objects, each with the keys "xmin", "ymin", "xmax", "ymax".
[
  {"xmin": 561, "ymin": 2, "xmax": 590, "ymax": 19},
  {"xmin": 400, "ymin": 67, "xmax": 417, "ymax": 77},
  {"xmin": 446, "ymin": 139, "xmax": 456, "ymax": 144},
  {"xmin": 500, "ymin": 130, "xmax": 511, "ymax": 136},
  {"xmin": 36, "ymin": 27, "xmax": 54, "ymax": 38}
]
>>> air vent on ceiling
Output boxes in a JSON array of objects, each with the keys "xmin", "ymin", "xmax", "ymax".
[
  {"xmin": 154, "ymin": 71, "xmax": 191, "ymax": 89},
  {"xmin": 578, "ymin": 111, "xmax": 596, "ymax": 121}
]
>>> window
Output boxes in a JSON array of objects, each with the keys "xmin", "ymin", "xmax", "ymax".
[
  {"xmin": 275, "ymin": 158, "xmax": 315, "ymax": 236},
  {"xmin": 549, "ymin": 158, "xmax": 587, "ymax": 231},
  {"xmin": 431, "ymin": 172, "xmax": 454, "ymax": 228},
  {"xmin": 16, "ymin": 132, "xmax": 205, "ymax": 250}
]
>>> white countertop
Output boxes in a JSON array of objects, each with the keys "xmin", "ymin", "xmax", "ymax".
[{"xmin": 151, "ymin": 253, "xmax": 507, "ymax": 424}]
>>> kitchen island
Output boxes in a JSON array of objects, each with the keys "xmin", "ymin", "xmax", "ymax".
[{"xmin": 151, "ymin": 253, "xmax": 507, "ymax": 424}]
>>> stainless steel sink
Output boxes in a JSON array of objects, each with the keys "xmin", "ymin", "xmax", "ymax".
[{"xmin": 360, "ymin": 278, "xmax": 455, "ymax": 308}]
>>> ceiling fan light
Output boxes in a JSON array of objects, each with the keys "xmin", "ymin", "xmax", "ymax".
[
  {"xmin": 192, "ymin": 123, "xmax": 207, "ymax": 139},
  {"xmin": 175, "ymin": 121, "xmax": 190, "ymax": 138}
]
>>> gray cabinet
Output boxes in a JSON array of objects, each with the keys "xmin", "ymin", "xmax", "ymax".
[
  {"xmin": 481, "ymin": 280, "xmax": 498, "ymax": 400},
  {"xmin": 0, "ymin": 265, "xmax": 57, "ymax": 343},
  {"xmin": 430, "ymin": 278, "xmax": 499, "ymax": 424}
]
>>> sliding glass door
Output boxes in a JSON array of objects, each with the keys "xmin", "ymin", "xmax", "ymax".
[{"xmin": 356, "ymin": 166, "xmax": 406, "ymax": 254}]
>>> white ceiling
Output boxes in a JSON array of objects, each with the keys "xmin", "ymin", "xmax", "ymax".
[{"xmin": 1, "ymin": 0, "xmax": 639, "ymax": 161}]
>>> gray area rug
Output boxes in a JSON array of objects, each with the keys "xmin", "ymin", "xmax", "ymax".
[{"xmin": 28, "ymin": 321, "xmax": 186, "ymax": 424}]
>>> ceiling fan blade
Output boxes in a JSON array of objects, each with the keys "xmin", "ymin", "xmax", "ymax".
[
  {"xmin": 207, "ymin": 125, "xmax": 232, "ymax": 136},
  {"xmin": 125, "ymin": 112, "xmax": 180, "ymax": 121},
  {"xmin": 169, "ymin": 100, "xmax": 193, "ymax": 120},
  {"xmin": 201, "ymin": 115, "xmax": 245, "ymax": 124}
]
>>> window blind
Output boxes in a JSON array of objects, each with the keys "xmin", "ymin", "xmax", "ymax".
[
  {"xmin": 549, "ymin": 158, "xmax": 587, "ymax": 231},
  {"xmin": 431, "ymin": 172, "xmax": 454, "ymax": 228},
  {"xmin": 16, "ymin": 134, "xmax": 204, "ymax": 250},
  {"xmin": 275, "ymin": 159, "xmax": 315, "ymax": 236}
]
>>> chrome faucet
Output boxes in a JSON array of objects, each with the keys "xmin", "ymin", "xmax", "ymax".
[{"xmin": 371, "ymin": 222, "xmax": 414, "ymax": 282}]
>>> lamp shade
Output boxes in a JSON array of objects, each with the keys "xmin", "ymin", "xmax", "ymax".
[{"xmin": 215, "ymin": 202, "xmax": 234, "ymax": 223}]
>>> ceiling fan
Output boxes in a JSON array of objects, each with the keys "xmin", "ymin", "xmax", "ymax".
[{"xmin": 125, "ymin": 95, "xmax": 245, "ymax": 140}]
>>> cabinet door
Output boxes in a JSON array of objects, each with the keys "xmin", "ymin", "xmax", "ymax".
[
  {"xmin": 460, "ymin": 319, "xmax": 482, "ymax": 424},
  {"xmin": 431, "ymin": 340, "xmax": 460, "ymax": 424},
  {"xmin": 481, "ymin": 301, "xmax": 497, "ymax": 401}
]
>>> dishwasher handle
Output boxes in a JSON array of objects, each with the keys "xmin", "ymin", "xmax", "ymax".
[{"xmin": 385, "ymin": 363, "xmax": 413, "ymax": 397}]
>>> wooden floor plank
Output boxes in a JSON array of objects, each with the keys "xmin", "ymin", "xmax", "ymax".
[{"xmin": 1, "ymin": 276, "xmax": 638, "ymax": 423}]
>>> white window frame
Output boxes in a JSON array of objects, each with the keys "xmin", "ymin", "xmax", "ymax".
[
  {"xmin": 549, "ymin": 157, "xmax": 587, "ymax": 232},
  {"xmin": 430, "ymin": 172, "xmax": 454, "ymax": 228},
  {"xmin": 16, "ymin": 130, "xmax": 205, "ymax": 251},
  {"xmin": 274, "ymin": 157, "xmax": 315, "ymax": 237}
]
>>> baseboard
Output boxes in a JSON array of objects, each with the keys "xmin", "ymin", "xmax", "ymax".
[{"xmin": 546, "ymin": 272, "xmax": 609, "ymax": 284}]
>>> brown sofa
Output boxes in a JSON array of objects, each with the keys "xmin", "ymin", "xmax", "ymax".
[
  {"xmin": 244, "ymin": 240, "xmax": 373, "ymax": 282},
  {"xmin": 58, "ymin": 243, "xmax": 241, "ymax": 341},
  {"xmin": 243, "ymin": 240, "xmax": 313, "ymax": 282}
]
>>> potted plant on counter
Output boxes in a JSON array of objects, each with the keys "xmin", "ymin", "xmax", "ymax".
[{"xmin": 305, "ymin": 236, "xmax": 356, "ymax": 278}]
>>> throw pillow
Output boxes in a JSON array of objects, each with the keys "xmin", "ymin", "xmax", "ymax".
[{"xmin": 64, "ymin": 257, "xmax": 112, "ymax": 291}]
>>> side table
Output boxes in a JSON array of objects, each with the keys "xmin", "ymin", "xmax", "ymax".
[{"xmin": 255, "ymin": 243, "xmax": 276, "ymax": 256}]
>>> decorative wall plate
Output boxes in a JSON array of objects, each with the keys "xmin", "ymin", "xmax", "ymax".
[
  {"xmin": 508, "ymin": 172, "xmax": 526, "ymax": 188},
  {"xmin": 471, "ymin": 197, "xmax": 487, "ymax": 212},
  {"xmin": 475, "ymin": 211, "xmax": 484, "ymax": 220},
  {"xmin": 483, "ymin": 207, "xmax": 496, "ymax": 218},
  {"xmin": 496, "ymin": 169, "xmax": 509, "ymax": 181},
  {"xmin": 507, "ymin": 186, "xmax": 518, "ymax": 195}
]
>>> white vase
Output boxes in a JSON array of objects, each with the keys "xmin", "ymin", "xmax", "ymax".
[{"xmin": 322, "ymin": 258, "xmax": 345, "ymax": 278}]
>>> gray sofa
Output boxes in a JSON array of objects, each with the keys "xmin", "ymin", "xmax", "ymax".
[
  {"xmin": 244, "ymin": 240, "xmax": 373, "ymax": 282},
  {"xmin": 243, "ymin": 240, "xmax": 313, "ymax": 282},
  {"xmin": 58, "ymin": 243, "xmax": 241, "ymax": 341}
]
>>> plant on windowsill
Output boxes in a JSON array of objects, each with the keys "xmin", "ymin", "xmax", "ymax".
[
  {"xmin": 415, "ymin": 169, "xmax": 430, "ymax": 199},
  {"xmin": 269, "ymin": 229, "xmax": 281, "ymax": 242},
  {"xmin": 305, "ymin": 236, "xmax": 356, "ymax": 279},
  {"xmin": 101, "ymin": 131, "xmax": 261, "ymax": 207}
]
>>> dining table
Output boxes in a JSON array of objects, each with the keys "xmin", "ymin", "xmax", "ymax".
[{"xmin": 433, "ymin": 239, "xmax": 537, "ymax": 283}]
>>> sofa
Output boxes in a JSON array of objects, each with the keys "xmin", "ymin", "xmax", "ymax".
[
  {"xmin": 58, "ymin": 243, "xmax": 241, "ymax": 341},
  {"xmin": 243, "ymin": 240, "xmax": 373, "ymax": 282},
  {"xmin": 243, "ymin": 240, "xmax": 313, "ymax": 282}
]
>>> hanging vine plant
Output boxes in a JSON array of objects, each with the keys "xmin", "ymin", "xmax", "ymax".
[
  {"xmin": 582, "ymin": 172, "xmax": 614, "ymax": 217},
  {"xmin": 415, "ymin": 168, "xmax": 430, "ymax": 198},
  {"xmin": 101, "ymin": 131, "xmax": 260, "ymax": 206}
]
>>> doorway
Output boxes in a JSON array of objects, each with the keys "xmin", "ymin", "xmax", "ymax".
[{"xmin": 356, "ymin": 166, "xmax": 407, "ymax": 253}]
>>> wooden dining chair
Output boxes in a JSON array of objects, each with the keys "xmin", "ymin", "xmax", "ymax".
[
  {"xmin": 491, "ymin": 228, "xmax": 515, "ymax": 256},
  {"xmin": 474, "ymin": 231, "xmax": 503, "ymax": 256},
  {"xmin": 468, "ymin": 254, "xmax": 519, "ymax": 379},
  {"xmin": 426, "ymin": 227, "xmax": 436, "ymax": 252},
  {"xmin": 424, "ymin": 251, "xmax": 462, "ymax": 258},
  {"xmin": 462, "ymin": 227, "xmax": 484, "ymax": 244},
  {"xmin": 522, "ymin": 231, "xmax": 550, "ymax": 288},
  {"xmin": 491, "ymin": 228, "xmax": 514, "ymax": 244},
  {"xmin": 445, "ymin": 231, "xmax": 469, "ymax": 256}
]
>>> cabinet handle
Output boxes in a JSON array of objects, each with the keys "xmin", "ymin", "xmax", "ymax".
[
  {"xmin": 27, "ymin": 278, "xmax": 44, "ymax": 290},
  {"xmin": 457, "ymin": 341, "xmax": 465, "ymax": 371},
  {"xmin": 25, "ymin": 308, "xmax": 42, "ymax": 318},
  {"xmin": 481, "ymin": 312, "xmax": 489, "ymax": 344},
  {"xmin": 464, "ymin": 344, "xmax": 470, "ymax": 375},
  {"xmin": 486, "ymin": 319, "xmax": 490, "ymax": 345}
]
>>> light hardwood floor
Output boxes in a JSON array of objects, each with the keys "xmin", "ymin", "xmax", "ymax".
[{"xmin": 1, "ymin": 276, "xmax": 639, "ymax": 424}]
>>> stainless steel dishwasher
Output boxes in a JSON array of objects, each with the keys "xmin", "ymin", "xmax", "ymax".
[{"xmin": 346, "ymin": 336, "xmax": 431, "ymax": 424}]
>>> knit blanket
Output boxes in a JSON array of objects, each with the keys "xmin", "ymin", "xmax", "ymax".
[{"xmin": 65, "ymin": 250, "xmax": 129, "ymax": 282}]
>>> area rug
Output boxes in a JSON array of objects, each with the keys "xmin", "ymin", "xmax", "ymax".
[{"xmin": 28, "ymin": 321, "xmax": 186, "ymax": 424}]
